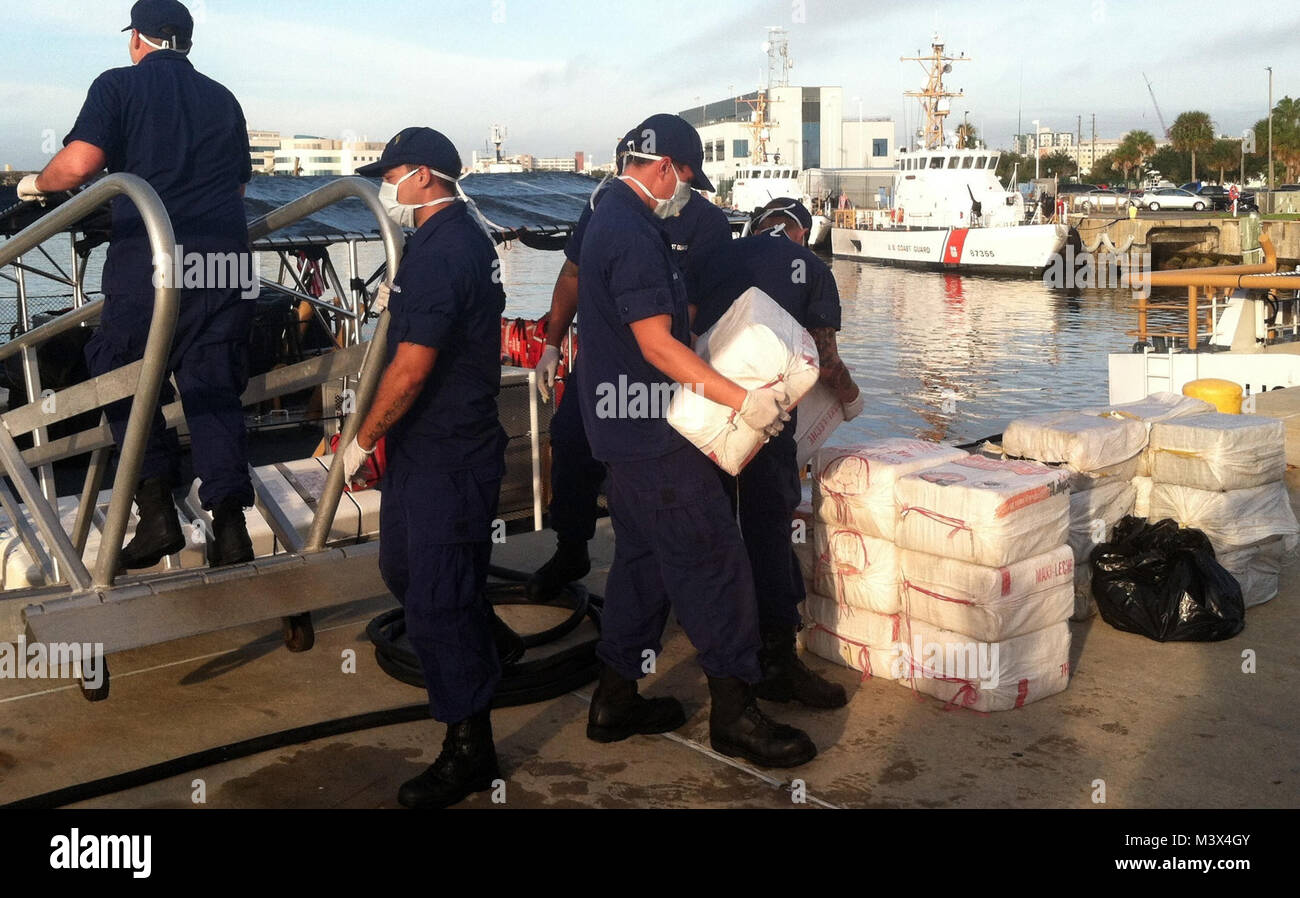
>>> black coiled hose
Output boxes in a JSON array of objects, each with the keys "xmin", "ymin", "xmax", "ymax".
[{"xmin": 4, "ymin": 564, "xmax": 602, "ymax": 809}]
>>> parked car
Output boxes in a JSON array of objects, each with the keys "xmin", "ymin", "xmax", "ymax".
[
  {"xmin": 1076, "ymin": 188, "xmax": 1134, "ymax": 212},
  {"xmin": 1139, "ymin": 187, "xmax": 1208, "ymax": 211},
  {"xmin": 1191, "ymin": 184, "xmax": 1258, "ymax": 212}
]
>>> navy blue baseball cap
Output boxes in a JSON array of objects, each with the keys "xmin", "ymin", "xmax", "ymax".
[
  {"xmin": 754, "ymin": 197, "xmax": 812, "ymax": 232},
  {"xmin": 621, "ymin": 113, "xmax": 714, "ymax": 192},
  {"xmin": 356, "ymin": 127, "xmax": 463, "ymax": 179},
  {"xmin": 121, "ymin": 0, "xmax": 193, "ymax": 44}
]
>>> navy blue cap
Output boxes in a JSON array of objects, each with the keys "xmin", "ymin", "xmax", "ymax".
[
  {"xmin": 121, "ymin": 0, "xmax": 193, "ymax": 44},
  {"xmin": 754, "ymin": 197, "xmax": 812, "ymax": 232},
  {"xmin": 356, "ymin": 127, "xmax": 462, "ymax": 179},
  {"xmin": 619, "ymin": 113, "xmax": 714, "ymax": 192}
]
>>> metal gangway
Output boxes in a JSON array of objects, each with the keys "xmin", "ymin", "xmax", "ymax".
[{"xmin": 0, "ymin": 174, "xmax": 404, "ymax": 697}]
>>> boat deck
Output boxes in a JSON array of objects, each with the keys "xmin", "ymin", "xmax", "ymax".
[{"xmin": 3, "ymin": 473, "xmax": 1298, "ymax": 809}]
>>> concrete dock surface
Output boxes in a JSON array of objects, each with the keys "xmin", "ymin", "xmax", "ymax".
[{"xmin": 2, "ymin": 473, "xmax": 1298, "ymax": 810}]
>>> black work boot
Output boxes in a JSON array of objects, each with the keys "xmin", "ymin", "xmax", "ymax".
[
  {"xmin": 398, "ymin": 710, "xmax": 500, "ymax": 809},
  {"xmin": 586, "ymin": 664, "xmax": 686, "ymax": 743},
  {"xmin": 708, "ymin": 676, "xmax": 818, "ymax": 768},
  {"xmin": 209, "ymin": 496, "xmax": 254, "ymax": 568},
  {"xmin": 756, "ymin": 624, "xmax": 849, "ymax": 709},
  {"xmin": 118, "ymin": 477, "xmax": 185, "ymax": 570},
  {"xmin": 525, "ymin": 537, "xmax": 591, "ymax": 603}
]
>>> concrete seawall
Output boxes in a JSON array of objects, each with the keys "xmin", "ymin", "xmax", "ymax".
[{"xmin": 1071, "ymin": 214, "xmax": 1300, "ymax": 266}]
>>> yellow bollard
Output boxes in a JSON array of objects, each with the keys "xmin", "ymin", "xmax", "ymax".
[{"xmin": 1183, "ymin": 378, "xmax": 1244, "ymax": 414}]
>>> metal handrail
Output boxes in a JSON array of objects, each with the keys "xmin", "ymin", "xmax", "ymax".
[
  {"xmin": 0, "ymin": 174, "xmax": 179, "ymax": 588},
  {"xmin": 246, "ymin": 176, "xmax": 403, "ymax": 554}
]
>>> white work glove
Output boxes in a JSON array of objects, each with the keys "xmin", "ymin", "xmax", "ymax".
[
  {"xmin": 841, "ymin": 390, "xmax": 865, "ymax": 422},
  {"xmin": 371, "ymin": 281, "xmax": 392, "ymax": 314},
  {"xmin": 537, "ymin": 344, "xmax": 561, "ymax": 403},
  {"xmin": 739, "ymin": 387, "xmax": 791, "ymax": 437},
  {"xmin": 341, "ymin": 436, "xmax": 375, "ymax": 484},
  {"xmin": 17, "ymin": 174, "xmax": 46, "ymax": 205}
]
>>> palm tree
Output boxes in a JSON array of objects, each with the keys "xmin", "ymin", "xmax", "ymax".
[
  {"xmin": 1169, "ymin": 111, "xmax": 1215, "ymax": 181},
  {"xmin": 1113, "ymin": 144, "xmax": 1140, "ymax": 186},
  {"xmin": 1117, "ymin": 130, "xmax": 1157, "ymax": 185},
  {"xmin": 1205, "ymin": 139, "xmax": 1239, "ymax": 184},
  {"xmin": 955, "ymin": 122, "xmax": 978, "ymax": 149}
]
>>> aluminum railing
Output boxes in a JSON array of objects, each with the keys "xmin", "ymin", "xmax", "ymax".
[
  {"xmin": 0, "ymin": 173, "xmax": 178, "ymax": 589},
  {"xmin": 0, "ymin": 174, "xmax": 400, "ymax": 593}
]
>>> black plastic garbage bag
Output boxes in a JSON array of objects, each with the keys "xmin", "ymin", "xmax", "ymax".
[{"xmin": 1089, "ymin": 516, "xmax": 1245, "ymax": 642}]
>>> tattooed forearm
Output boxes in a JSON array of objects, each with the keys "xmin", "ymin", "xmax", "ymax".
[
  {"xmin": 810, "ymin": 327, "xmax": 860, "ymax": 404},
  {"xmin": 361, "ymin": 381, "xmax": 421, "ymax": 447}
]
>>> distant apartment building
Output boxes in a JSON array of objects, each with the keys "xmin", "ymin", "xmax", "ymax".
[
  {"xmin": 679, "ymin": 86, "xmax": 895, "ymax": 189},
  {"xmin": 246, "ymin": 130, "xmax": 389, "ymax": 176},
  {"xmin": 534, "ymin": 155, "xmax": 580, "ymax": 173},
  {"xmin": 1014, "ymin": 125, "xmax": 1173, "ymax": 177}
]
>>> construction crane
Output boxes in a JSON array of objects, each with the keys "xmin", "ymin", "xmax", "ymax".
[{"xmin": 1143, "ymin": 73, "xmax": 1170, "ymax": 138}]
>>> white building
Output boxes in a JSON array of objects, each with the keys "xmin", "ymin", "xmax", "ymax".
[
  {"xmin": 679, "ymin": 87, "xmax": 895, "ymax": 191},
  {"xmin": 246, "ymin": 131, "xmax": 389, "ymax": 176}
]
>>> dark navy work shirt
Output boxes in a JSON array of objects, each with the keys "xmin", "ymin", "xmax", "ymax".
[
  {"xmin": 689, "ymin": 230, "xmax": 842, "ymax": 335},
  {"xmin": 386, "ymin": 200, "xmax": 508, "ymax": 472},
  {"xmin": 64, "ymin": 50, "xmax": 251, "ymax": 297},
  {"xmin": 575, "ymin": 179, "xmax": 694, "ymax": 464},
  {"xmin": 566, "ymin": 187, "xmax": 731, "ymax": 284}
]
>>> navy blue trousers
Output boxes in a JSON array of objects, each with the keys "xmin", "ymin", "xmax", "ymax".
[
  {"xmin": 601, "ymin": 444, "xmax": 761, "ymax": 683},
  {"xmin": 379, "ymin": 457, "xmax": 503, "ymax": 723},
  {"xmin": 547, "ymin": 365, "xmax": 606, "ymax": 544},
  {"xmin": 716, "ymin": 435, "xmax": 805, "ymax": 631},
  {"xmin": 84, "ymin": 288, "xmax": 254, "ymax": 510}
]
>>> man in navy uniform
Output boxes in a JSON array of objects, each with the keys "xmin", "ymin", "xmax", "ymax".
[
  {"xmin": 576, "ymin": 114, "xmax": 816, "ymax": 768},
  {"xmin": 344, "ymin": 128, "xmax": 508, "ymax": 809},
  {"xmin": 19, "ymin": 0, "xmax": 255, "ymax": 569},
  {"xmin": 529, "ymin": 130, "xmax": 732, "ymax": 603},
  {"xmin": 690, "ymin": 198, "xmax": 864, "ymax": 708}
]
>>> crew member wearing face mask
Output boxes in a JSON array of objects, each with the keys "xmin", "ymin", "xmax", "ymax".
[
  {"xmin": 575, "ymin": 114, "xmax": 817, "ymax": 769},
  {"xmin": 528, "ymin": 118, "xmax": 731, "ymax": 604},
  {"xmin": 346, "ymin": 128, "xmax": 508, "ymax": 809},
  {"xmin": 689, "ymin": 197, "xmax": 863, "ymax": 710},
  {"xmin": 18, "ymin": 0, "xmax": 255, "ymax": 572}
]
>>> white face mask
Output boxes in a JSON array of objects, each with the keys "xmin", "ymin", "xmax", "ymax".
[
  {"xmin": 619, "ymin": 153, "xmax": 692, "ymax": 219},
  {"xmin": 379, "ymin": 167, "xmax": 455, "ymax": 228}
]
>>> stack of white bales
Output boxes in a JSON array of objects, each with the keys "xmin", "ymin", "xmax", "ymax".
[
  {"xmin": 804, "ymin": 439, "xmax": 966, "ymax": 681},
  {"xmin": 893, "ymin": 455, "xmax": 1074, "ymax": 711},
  {"xmin": 1146, "ymin": 412, "xmax": 1299, "ymax": 607},
  {"xmin": 1003, "ymin": 393, "xmax": 1213, "ymax": 620}
]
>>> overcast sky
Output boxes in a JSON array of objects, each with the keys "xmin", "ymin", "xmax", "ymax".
[{"xmin": 3, "ymin": 0, "xmax": 1297, "ymax": 170}]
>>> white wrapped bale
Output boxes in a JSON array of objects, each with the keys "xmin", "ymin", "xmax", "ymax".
[
  {"xmin": 1132, "ymin": 475, "xmax": 1153, "ymax": 519},
  {"xmin": 1067, "ymin": 478, "xmax": 1137, "ymax": 621},
  {"xmin": 894, "ymin": 456, "xmax": 1071, "ymax": 567},
  {"xmin": 1003, "ymin": 410, "xmax": 1148, "ymax": 473},
  {"xmin": 1148, "ymin": 413, "xmax": 1286, "ymax": 491},
  {"xmin": 899, "ymin": 545, "xmax": 1075, "ymax": 642},
  {"xmin": 803, "ymin": 593, "xmax": 904, "ymax": 680},
  {"xmin": 1218, "ymin": 538, "xmax": 1287, "ymax": 609},
  {"xmin": 812, "ymin": 525, "xmax": 900, "ymax": 614},
  {"xmin": 896, "ymin": 619, "xmax": 1071, "ymax": 712},
  {"xmin": 1083, "ymin": 392, "xmax": 1215, "ymax": 476},
  {"xmin": 814, "ymin": 439, "xmax": 968, "ymax": 540},
  {"xmin": 793, "ymin": 383, "xmax": 844, "ymax": 469},
  {"xmin": 667, "ymin": 287, "xmax": 820, "ymax": 475},
  {"xmin": 1147, "ymin": 481, "xmax": 1300, "ymax": 554}
]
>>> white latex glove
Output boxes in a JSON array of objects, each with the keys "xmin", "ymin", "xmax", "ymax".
[
  {"xmin": 17, "ymin": 174, "xmax": 46, "ymax": 205},
  {"xmin": 372, "ymin": 281, "xmax": 391, "ymax": 313},
  {"xmin": 841, "ymin": 390, "xmax": 865, "ymax": 422},
  {"xmin": 341, "ymin": 436, "xmax": 375, "ymax": 484},
  {"xmin": 537, "ymin": 344, "xmax": 561, "ymax": 402},
  {"xmin": 739, "ymin": 387, "xmax": 791, "ymax": 437}
]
